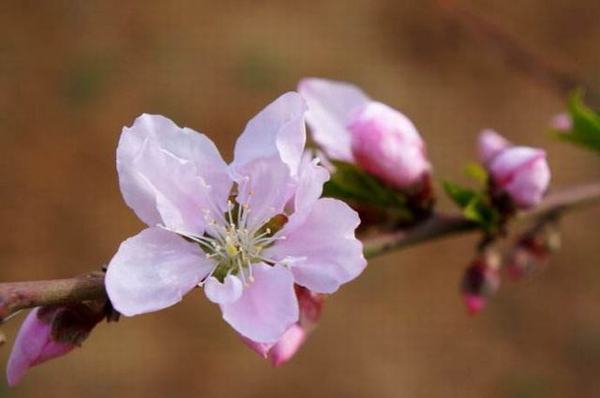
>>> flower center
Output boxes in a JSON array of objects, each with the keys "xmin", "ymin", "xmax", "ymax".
[{"xmin": 192, "ymin": 200, "xmax": 286, "ymax": 285}]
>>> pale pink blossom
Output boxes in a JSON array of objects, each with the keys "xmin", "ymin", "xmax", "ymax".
[
  {"xmin": 106, "ymin": 92, "xmax": 366, "ymax": 345},
  {"xmin": 489, "ymin": 146, "xmax": 551, "ymax": 209},
  {"xmin": 7, "ymin": 308, "xmax": 75, "ymax": 386},
  {"xmin": 477, "ymin": 129, "xmax": 511, "ymax": 164},
  {"xmin": 298, "ymin": 78, "xmax": 430, "ymax": 189}
]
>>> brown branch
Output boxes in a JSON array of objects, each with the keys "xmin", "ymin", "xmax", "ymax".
[
  {"xmin": 0, "ymin": 182, "xmax": 599, "ymax": 322},
  {"xmin": 363, "ymin": 182, "xmax": 600, "ymax": 258},
  {"xmin": 0, "ymin": 272, "xmax": 106, "ymax": 321}
]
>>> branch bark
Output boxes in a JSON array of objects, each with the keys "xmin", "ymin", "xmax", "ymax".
[
  {"xmin": 0, "ymin": 182, "xmax": 599, "ymax": 322},
  {"xmin": 363, "ymin": 182, "xmax": 600, "ymax": 258},
  {"xmin": 0, "ymin": 272, "xmax": 106, "ymax": 321}
]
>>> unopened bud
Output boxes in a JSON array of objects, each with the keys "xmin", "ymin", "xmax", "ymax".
[
  {"xmin": 461, "ymin": 253, "xmax": 501, "ymax": 315},
  {"xmin": 488, "ymin": 146, "xmax": 551, "ymax": 209},
  {"xmin": 349, "ymin": 102, "xmax": 431, "ymax": 190},
  {"xmin": 506, "ymin": 223, "xmax": 561, "ymax": 280},
  {"xmin": 6, "ymin": 301, "xmax": 108, "ymax": 386}
]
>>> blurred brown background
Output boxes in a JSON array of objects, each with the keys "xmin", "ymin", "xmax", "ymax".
[{"xmin": 1, "ymin": 1, "xmax": 599, "ymax": 397}]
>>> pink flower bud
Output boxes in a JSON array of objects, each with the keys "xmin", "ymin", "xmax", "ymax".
[
  {"xmin": 550, "ymin": 113, "xmax": 572, "ymax": 132},
  {"xmin": 506, "ymin": 243, "xmax": 540, "ymax": 280},
  {"xmin": 242, "ymin": 286, "xmax": 324, "ymax": 366},
  {"xmin": 6, "ymin": 308, "xmax": 75, "ymax": 386},
  {"xmin": 265, "ymin": 324, "xmax": 307, "ymax": 366},
  {"xmin": 463, "ymin": 295, "xmax": 486, "ymax": 315},
  {"xmin": 348, "ymin": 102, "xmax": 430, "ymax": 189},
  {"xmin": 506, "ymin": 224, "xmax": 560, "ymax": 280},
  {"xmin": 461, "ymin": 254, "xmax": 500, "ymax": 315},
  {"xmin": 489, "ymin": 146, "xmax": 551, "ymax": 209},
  {"xmin": 477, "ymin": 129, "xmax": 511, "ymax": 164}
]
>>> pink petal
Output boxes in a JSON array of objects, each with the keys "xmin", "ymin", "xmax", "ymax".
[
  {"xmin": 293, "ymin": 152, "xmax": 330, "ymax": 216},
  {"xmin": 241, "ymin": 324, "xmax": 306, "ymax": 367},
  {"xmin": 296, "ymin": 286, "xmax": 324, "ymax": 329},
  {"xmin": 117, "ymin": 114, "xmax": 231, "ymax": 235},
  {"xmin": 489, "ymin": 146, "xmax": 543, "ymax": 183},
  {"xmin": 477, "ymin": 129, "xmax": 511, "ymax": 164},
  {"xmin": 7, "ymin": 308, "xmax": 74, "ymax": 386},
  {"xmin": 268, "ymin": 324, "xmax": 306, "ymax": 367},
  {"xmin": 298, "ymin": 78, "xmax": 371, "ymax": 162},
  {"xmin": 233, "ymin": 92, "xmax": 307, "ymax": 178},
  {"xmin": 349, "ymin": 101, "xmax": 430, "ymax": 189},
  {"xmin": 504, "ymin": 156, "xmax": 551, "ymax": 208},
  {"xmin": 105, "ymin": 227, "xmax": 213, "ymax": 316},
  {"xmin": 220, "ymin": 264, "xmax": 299, "ymax": 343},
  {"xmin": 489, "ymin": 146, "xmax": 550, "ymax": 208},
  {"xmin": 241, "ymin": 286, "xmax": 324, "ymax": 365},
  {"xmin": 204, "ymin": 275, "xmax": 243, "ymax": 304},
  {"xmin": 241, "ymin": 336, "xmax": 274, "ymax": 358},
  {"xmin": 233, "ymin": 156, "xmax": 296, "ymax": 231},
  {"xmin": 266, "ymin": 198, "xmax": 367, "ymax": 294}
]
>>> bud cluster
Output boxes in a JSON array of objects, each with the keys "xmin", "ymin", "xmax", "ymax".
[
  {"xmin": 461, "ymin": 251, "xmax": 501, "ymax": 315},
  {"xmin": 506, "ymin": 222, "xmax": 561, "ymax": 280},
  {"xmin": 461, "ymin": 219, "xmax": 561, "ymax": 315}
]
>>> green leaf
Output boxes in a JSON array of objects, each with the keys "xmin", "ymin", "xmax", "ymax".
[
  {"xmin": 462, "ymin": 196, "xmax": 500, "ymax": 233},
  {"xmin": 323, "ymin": 161, "xmax": 410, "ymax": 212},
  {"xmin": 443, "ymin": 180, "xmax": 499, "ymax": 233},
  {"xmin": 443, "ymin": 180, "xmax": 477, "ymax": 208},
  {"xmin": 464, "ymin": 163, "xmax": 488, "ymax": 184},
  {"xmin": 555, "ymin": 91, "xmax": 600, "ymax": 154}
]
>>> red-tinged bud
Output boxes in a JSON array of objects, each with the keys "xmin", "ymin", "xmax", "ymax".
[
  {"xmin": 6, "ymin": 302, "xmax": 109, "ymax": 386},
  {"xmin": 461, "ymin": 252, "xmax": 501, "ymax": 315},
  {"xmin": 6, "ymin": 308, "xmax": 75, "ymax": 386},
  {"xmin": 506, "ymin": 223, "xmax": 561, "ymax": 280},
  {"xmin": 463, "ymin": 295, "xmax": 486, "ymax": 315}
]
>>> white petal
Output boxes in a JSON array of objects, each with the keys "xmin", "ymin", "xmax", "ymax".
[
  {"xmin": 233, "ymin": 92, "xmax": 307, "ymax": 177},
  {"xmin": 117, "ymin": 114, "xmax": 231, "ymax": 235},
  {"xmin": 105, "ymin": 227, "xmax": 213, "ymax": 316},
  {"xmin": 298, "ymin": 78, "xmax": 371, "ymax": 162},
  {"xmin": 204, "ymin": 275, "xmax": 243, "ymax": 304},
  {"xmin": 266, "ymin": 198, "xmax": 367, "ymax": 294},
  {"xmin": 220, "ymin": 264, "xmax": 299, "ymax": 343}
]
